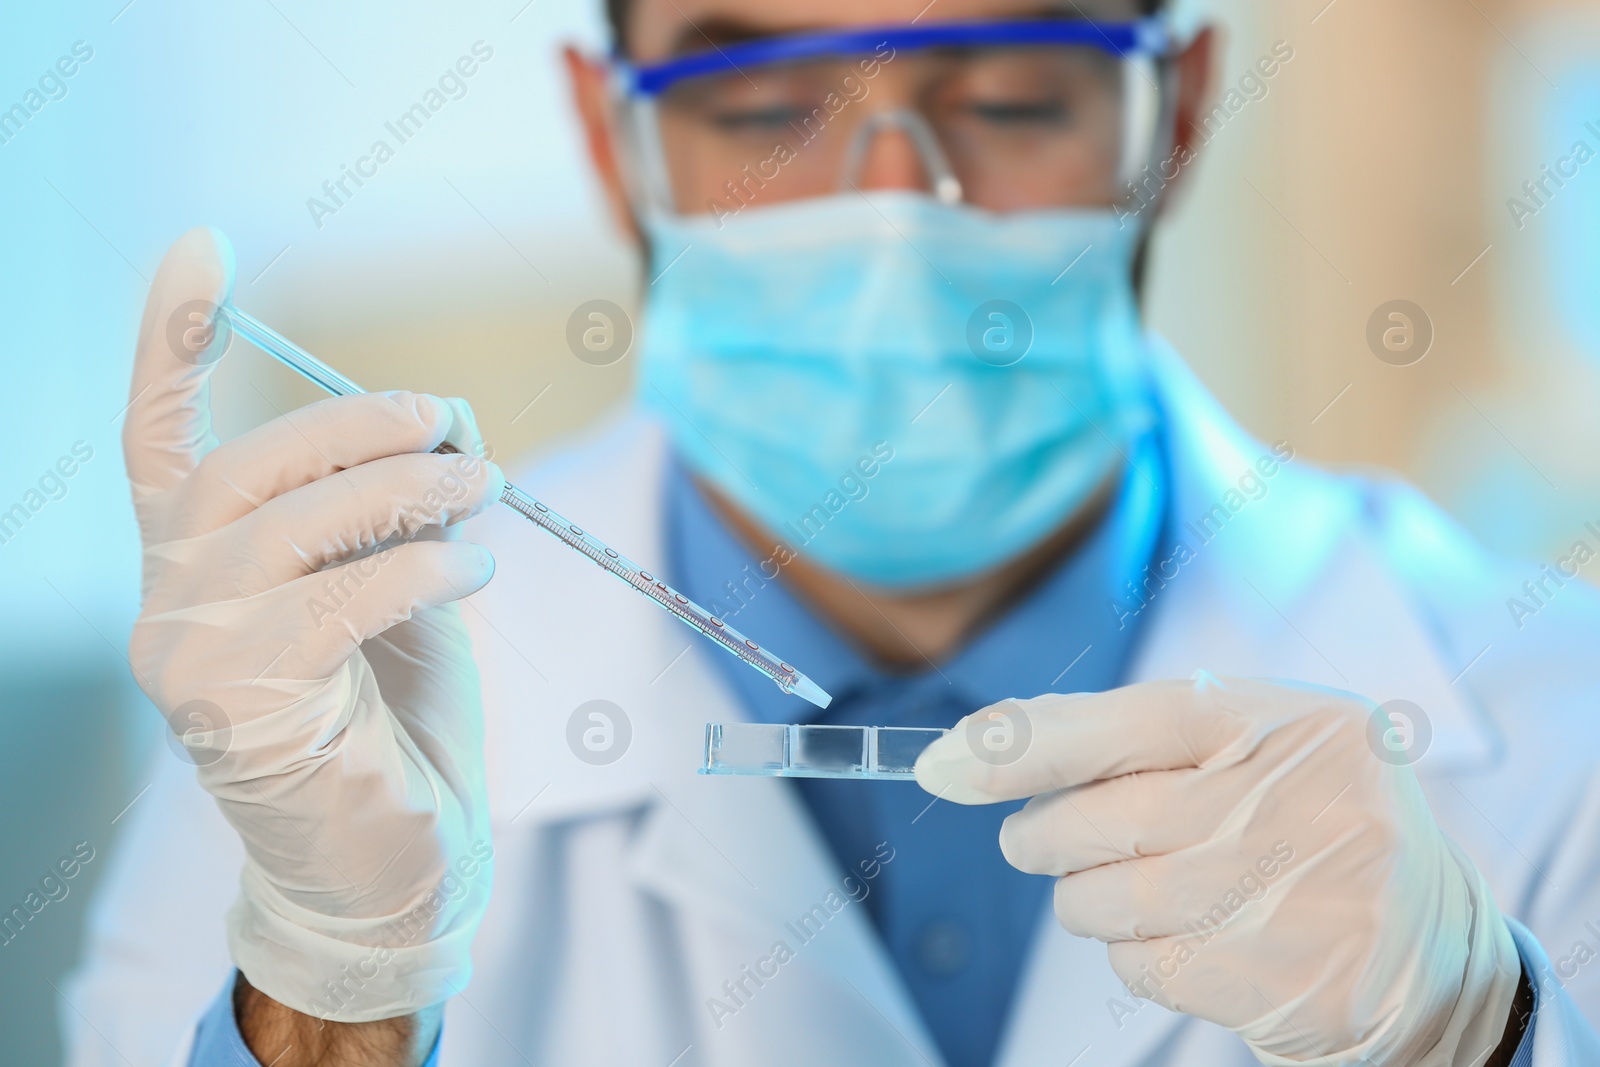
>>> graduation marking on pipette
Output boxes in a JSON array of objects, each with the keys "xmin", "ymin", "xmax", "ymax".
[{"xmin": 218, "ymin": 304, "xmax": 832, "ymax": 710}]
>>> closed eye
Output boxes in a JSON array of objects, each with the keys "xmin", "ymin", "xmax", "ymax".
[
  {"xmin": 708, "ymin": 105, "xmax": 815, "ymax": 132},
  {"xmin": 963, "ymin": 100, "xmax": 1071, "ymax": 126}
]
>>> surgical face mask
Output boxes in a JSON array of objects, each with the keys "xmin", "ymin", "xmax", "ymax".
[{"xmin": 637, "ymin": 190, "xmax": 1155, "ymax": 590}]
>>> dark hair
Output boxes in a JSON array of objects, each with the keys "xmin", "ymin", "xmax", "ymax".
[
  {"xmin": 605, "ymin": 0, "xmax": 631, "ymax": 52},
  {"xmin": 604, "ymin": 0, "xmax": 1168, "ymax": 55}
]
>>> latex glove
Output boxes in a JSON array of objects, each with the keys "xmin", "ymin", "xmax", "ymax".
[
  {"xmin": 124, "ymin": 227, "xmax": 505, "ymax": 1022},
  {"xmin": 915, "ymin": 674, "xmax": 1522, "ymax": 1066}
]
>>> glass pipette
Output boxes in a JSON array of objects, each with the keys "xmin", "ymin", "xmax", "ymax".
[{"xmin": 219, "ymin": 305, "xmax": 832, "ymax": 710}]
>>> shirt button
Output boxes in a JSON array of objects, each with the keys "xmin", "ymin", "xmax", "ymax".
[{"xmin": 914, "ymin": 918, "xmax": 970, "ymax": 976}]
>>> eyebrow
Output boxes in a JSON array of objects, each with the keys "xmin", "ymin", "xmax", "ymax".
[{"xmin": 663, "ymin": 5, "xmax": 1092, "ymax": 57}]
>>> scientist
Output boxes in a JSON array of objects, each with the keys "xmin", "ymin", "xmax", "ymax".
[{"xmin": 70, "ymin": 0, "xmax": 1600, "ymax": 1064}]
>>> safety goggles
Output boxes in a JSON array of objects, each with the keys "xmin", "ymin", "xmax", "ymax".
[{"xmin": 612, "ymin": 17, "xmax": 1177, "ymax": 217}]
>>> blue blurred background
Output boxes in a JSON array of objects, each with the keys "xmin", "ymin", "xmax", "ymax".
[{"xmin": 1, "ymin": 0, "xmax": 1597, "ymax": 1061}]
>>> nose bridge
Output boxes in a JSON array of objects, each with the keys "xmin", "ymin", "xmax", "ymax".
[{"xmin": 840, "ymin": 110, "xmax": 964, "ymax": 205}]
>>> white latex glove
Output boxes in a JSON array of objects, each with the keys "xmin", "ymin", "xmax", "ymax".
[
  {"xmin": 915, "ymin": 674, "xmax": 1523, "ymax": 1066},
  {"xmin": 124, "ymin": 227, "xmax": 505, "ymax": 1022}
]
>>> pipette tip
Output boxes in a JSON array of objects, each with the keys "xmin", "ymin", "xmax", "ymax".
[{"xmin": 789, "ymin": 674, "xmax": 833, "ymax": 710}]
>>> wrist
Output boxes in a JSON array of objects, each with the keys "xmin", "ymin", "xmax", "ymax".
[{"xmin": 234, "ymin": 970, "xmax": 442, "ymax": 1067}]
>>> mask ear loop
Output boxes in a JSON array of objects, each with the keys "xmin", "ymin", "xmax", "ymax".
[{"xmin": 838, "ymin": 109, "xmax": 965, "ymax": 206}]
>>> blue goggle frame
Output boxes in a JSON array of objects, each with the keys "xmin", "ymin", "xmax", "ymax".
[{"xmin": 616, "ymin": 17, "xmax": 1176, "ymax": 97}]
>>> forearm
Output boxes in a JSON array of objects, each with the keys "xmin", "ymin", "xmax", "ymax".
[{"xmin": 234, "ymin": 971, "xmax": 442, "ymax": 1067}]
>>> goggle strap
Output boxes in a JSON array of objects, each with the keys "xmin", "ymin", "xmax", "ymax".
[{"xmin": 617, "ymin": 16, "xmax": 1176, "ymax": 97}]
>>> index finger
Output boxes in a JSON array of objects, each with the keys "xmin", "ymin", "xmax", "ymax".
[
  {"xmin": 914, "ymin": 675, "xmax": 1263, "ymax": 805},
  {"xmin": 123, "ymin": 226, "xmax": 234, "ymax": 498}
]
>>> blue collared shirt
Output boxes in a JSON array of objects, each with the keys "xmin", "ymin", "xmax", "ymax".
[{"xmin": 663, "ymin": 435, "xmax": 1167, "ymax": 1067}]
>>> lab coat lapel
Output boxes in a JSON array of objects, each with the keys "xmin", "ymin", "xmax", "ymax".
[
  {"xmin": 476, "ymin": 413, "xmax": 936, "ymax": 1062},
  {"xmin": 1129, "ymin": 338, "xmax": 1500, "ymax": 771},
  {"xmin": 997, "ymin": 906, "xmax": 1199, "ymax": 1067},
  {"xmin": 622, "ymin": 633, "xmax": 930, "ymax": 1041},
  {"xmin": 626, "ymin": 737, "xmax": 938, "ymax": 1062}
]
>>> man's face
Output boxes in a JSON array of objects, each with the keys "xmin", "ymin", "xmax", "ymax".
[{"xmin": 615, "ymin": 0, "xmax": 1155, "ymax": 215}]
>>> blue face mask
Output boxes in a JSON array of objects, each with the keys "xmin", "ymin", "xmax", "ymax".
[{"xmin": 638, "ymin": 191, "xmax": 1154, "ymax": 590}]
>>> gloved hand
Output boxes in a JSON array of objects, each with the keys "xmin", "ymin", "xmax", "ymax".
[
  {"xmin": 915, "ymin": 674, "xmax": 1523, "ymax": 1066},
  {"xmin": 124, "ymin": 227, "xmax": 505, "ymax": 1022}
]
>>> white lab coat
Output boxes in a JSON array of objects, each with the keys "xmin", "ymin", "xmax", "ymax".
[{"xmin": 65, "ymin": 341, "xmax": 1600, "ymax": 1066}]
